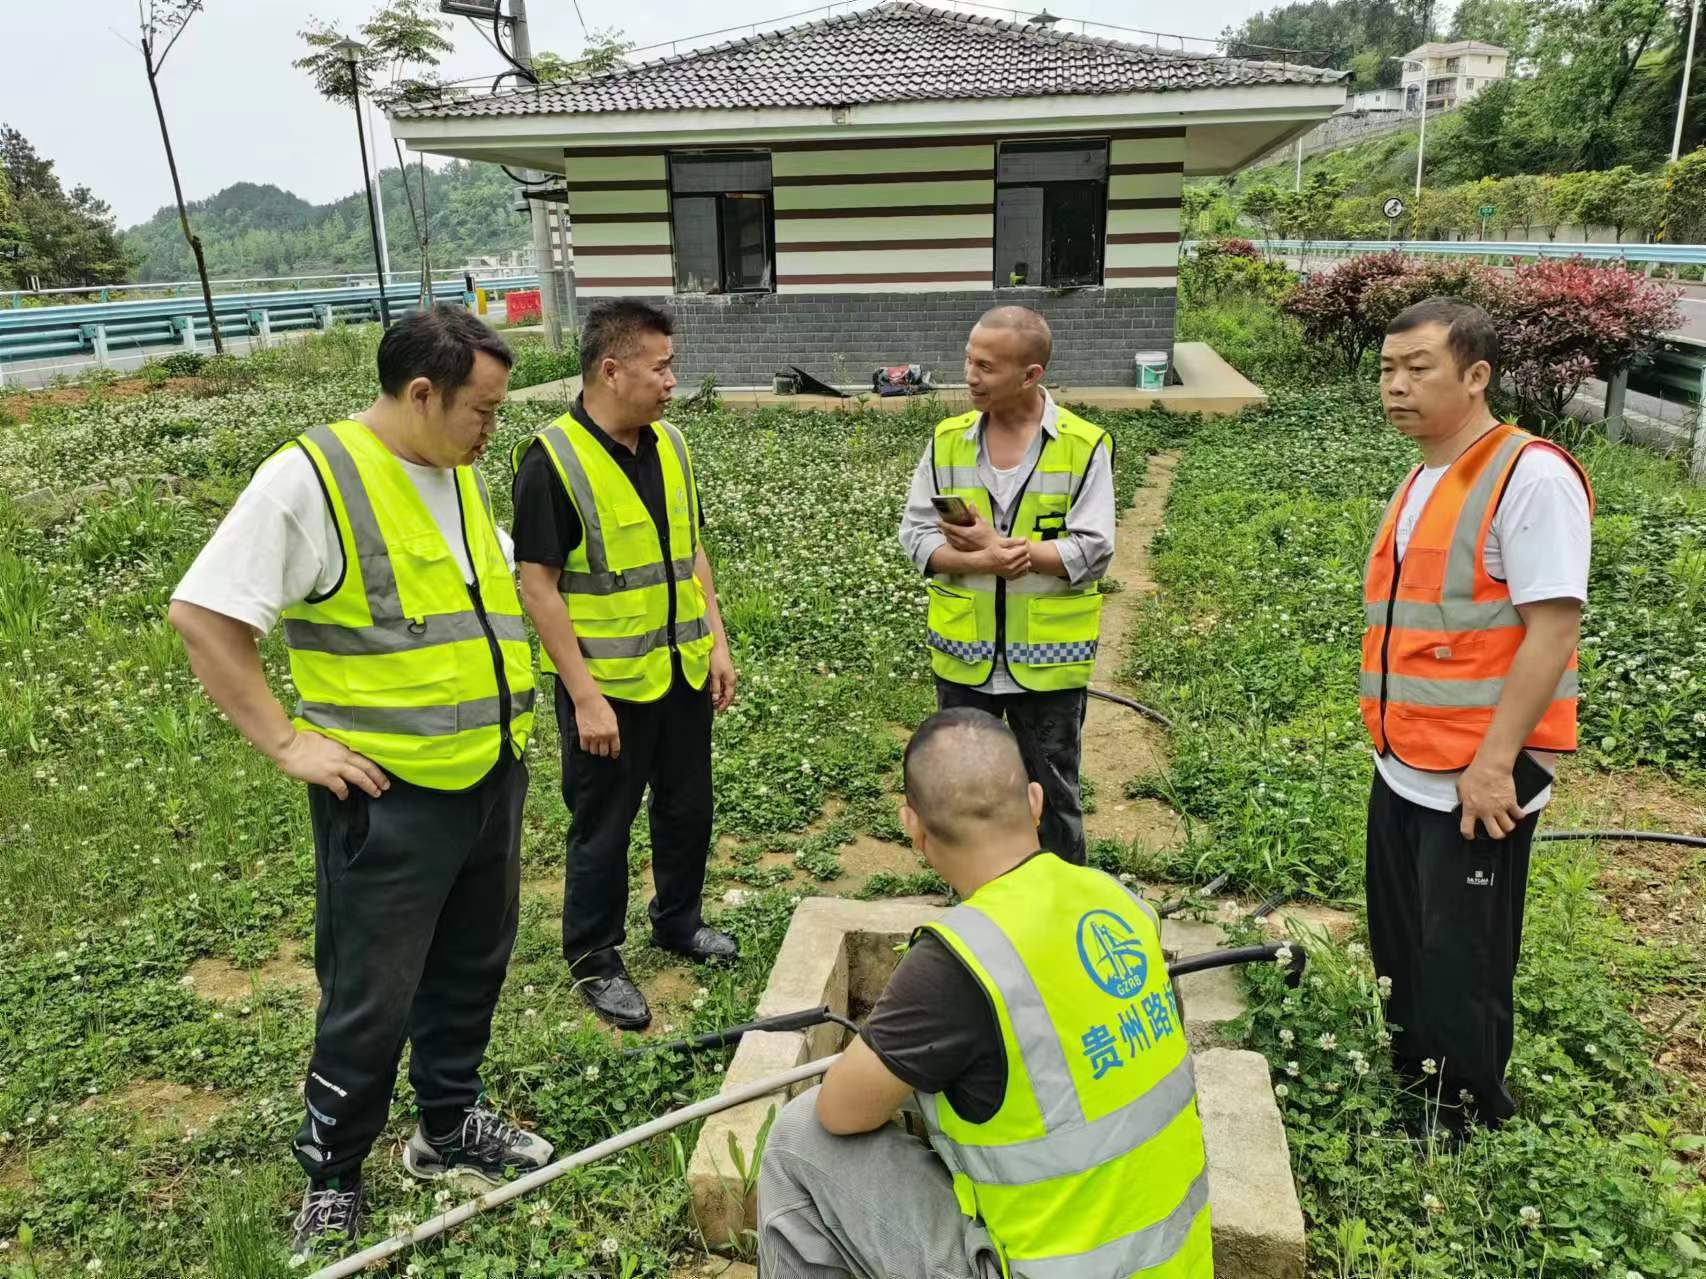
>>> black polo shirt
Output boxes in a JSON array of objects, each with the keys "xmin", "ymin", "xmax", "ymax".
[{"xmin": 511, "ymin": 396, "xmax": 704, "ymax": 665}]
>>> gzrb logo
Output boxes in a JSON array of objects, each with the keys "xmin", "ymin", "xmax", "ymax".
[{"xmin": 1076, "ymin": 909, "xmax": 1148, "ymax": 1000}]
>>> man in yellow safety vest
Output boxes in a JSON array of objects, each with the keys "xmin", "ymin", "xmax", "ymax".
[
  {"xmin": 899, "ymin": 306, "xmax": 1116, "ymax": 865},
  {"xmin": 511, "ymin": 300, "xmax": 739, "ymax": 1031},
  {"xmin": 757, "ymin": 708, "xmax": 1212, "ymax": 1278},
  {"xmin": 170, "ymin": 306, "xmax": 552, "ymax": 1260}
]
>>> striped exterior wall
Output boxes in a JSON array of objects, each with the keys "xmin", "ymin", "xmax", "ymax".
[{"xmin": 562, "ymin": 130, "xmax": 1183, "ymax": 298}]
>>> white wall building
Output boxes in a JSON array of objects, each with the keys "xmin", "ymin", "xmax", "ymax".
[{"xmin": 1400, "ymin": 41, "xmax": 1508, "ymax": 113}]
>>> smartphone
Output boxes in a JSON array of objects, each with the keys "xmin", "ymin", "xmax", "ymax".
[
  {"xmin": 1453, "ymin": 751, "xmax": 1553, "ymax": 835},
  {"xmin": 931, "ymin": 494, "xmax": 975, "ymax": 527}
]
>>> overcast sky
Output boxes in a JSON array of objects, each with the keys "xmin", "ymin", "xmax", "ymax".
[{"xmin": 8, "ymin": 0, "xmax": 1268, "ymax": 228}]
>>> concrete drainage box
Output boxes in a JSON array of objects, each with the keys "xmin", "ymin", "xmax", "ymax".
[{"xmin": 686, "ymin": 897, "xmax": 1307, "ymax": 1279}]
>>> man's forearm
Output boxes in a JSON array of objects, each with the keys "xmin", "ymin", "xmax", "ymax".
[
  {"xmin": 1474, "ymin": 611, "xmax": 1581, "ymax": 769},
  {"xmin": 1027, "ymin": 539, "xmax": 1069, "ymax": 579},
  {"xmin": 925, "ymin": 545, "xmax": 991, "ymax": 576},
  {"xmin": 517, "ymin": 566, "xmax": 602, "ymax": 706},
  {"xmin": 167, "ymin": 601, "xmax": 295, "ymax": 760}
]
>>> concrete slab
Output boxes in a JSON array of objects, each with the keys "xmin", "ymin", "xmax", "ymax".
[
  {"xmin": 1197, "ymin": 1049, "xmax": 1307, "ymax": 1279},
  {"xmin": 687, "ymin": 899, "xmax": 1304, "ymax": 1277}
]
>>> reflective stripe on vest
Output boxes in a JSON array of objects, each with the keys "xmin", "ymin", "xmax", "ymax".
[
  {"xmin": 519, "ymin": 416, "xmax": 713, "ymax": 703},
  {"xmin": 280, "ymin": 421, "xmax": 534, "ymax": 790},
  {"xmin": 914, "ymin": 856, "xmax": 1211, "ymax": 1279},
  {"xmin": 1361, "ymin": 424, "xmax": 1593, "ymax": 772},
  {"xmin": 925, "ymin": 408, "xmax": 1109, "ymax": 693}
]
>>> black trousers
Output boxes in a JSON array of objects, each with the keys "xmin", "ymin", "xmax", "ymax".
[
  {"xmin": 934, "ymin": 677, "xmax": 1088, "ymax": 865},
  {"xmin": 1365, "ymin": 771, "xmax": 1536, "ymax": 1128},
  {"xmin": 294, "ymin": 753, "xmax": 526, "ymax": 1180},
  {"xmin": 556, "ymin": 669, "xmax": 713, "ymax": 979}
]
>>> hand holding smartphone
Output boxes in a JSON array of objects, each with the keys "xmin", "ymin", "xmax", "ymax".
[{"xmin": 931, "ymin": 494, "xmax": 976, "ymax": 527}]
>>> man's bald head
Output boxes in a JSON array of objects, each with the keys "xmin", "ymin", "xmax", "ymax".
[
  {"xmin": 973, "ymin": 305, "xmax": 1053, "ymax": 370},
  {"xmin": 902, "ymin": 708, "xmax": 1035, "ymax": 841}
]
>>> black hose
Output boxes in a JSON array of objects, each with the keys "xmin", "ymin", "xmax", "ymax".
[
  {"xmin": 1249, "ymin": 891, "xmax": 1289, "ymax": 921},
  {"xmin": 620, "ymin": 1005, "xmax": 840, "ymax": 1059},
  {"xmin": 1169, "ymin": 942, "xmax": 1306, "ymax": 989},
  {"xmin": 1154, "ymin": 872, "xmax": 1230, "ymax": 918},
  {"xmin": 1536, "ymin": 829, "xmax": 1706, "ymax": 848},
  {"xmin": 1087, "ymin": 686, "xmax": 1175, "ymax": 731}
]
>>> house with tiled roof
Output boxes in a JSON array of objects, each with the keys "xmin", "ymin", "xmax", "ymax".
[{"xmin": 390, "ymin": 2, "xmax": 1346, "ymax": 386}]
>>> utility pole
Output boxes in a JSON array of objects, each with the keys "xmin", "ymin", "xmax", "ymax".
[
  {"xmin": 335, "ymin": 39, "xmax": 393, "ymax": 327},
  {"xmin": 507, "ymin": 0, "xmax": 565, "ymax": 350},
  {"xmin": 1675, "ymin": 0, "xmax": 1702, "ymax": 163},
  {"xmin": 1294, "ymin": 136, "xmax": 1303, "ymax": 192},
  {"xmin": 366, "ymin": 94, "xmax": 394, "ymax": 286}
]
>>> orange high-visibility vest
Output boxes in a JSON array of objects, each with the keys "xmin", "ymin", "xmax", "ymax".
[{"xmin": 1361, "ymin": 422, "xmax": 1593, "ymax": 773}]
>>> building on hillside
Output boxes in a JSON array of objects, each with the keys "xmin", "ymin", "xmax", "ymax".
[
  {"xmin": 1400, "ymin": 41, "xmax": 1508, "ymax": 114},
  {"xmin": 390, "ymin": 2, "xmax": 1345, "ymax": 387},
  {"xmin": 1340, "ymin": 88, "xmax": 1406, "ymax": 114}
]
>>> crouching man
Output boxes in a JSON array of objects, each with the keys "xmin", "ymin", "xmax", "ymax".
[{"xmin": 756, "ymin": 708, "xmax": 1213, "ymax": 1278}]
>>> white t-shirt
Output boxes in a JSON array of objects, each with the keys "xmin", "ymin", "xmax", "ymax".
[
  {"xmin": 172, "ymin": 445, "xmax": 515, "ymax": 636},
  {"xmin": 1374, "ymin": 445, "xmax": 1591, "ymax": 814}
]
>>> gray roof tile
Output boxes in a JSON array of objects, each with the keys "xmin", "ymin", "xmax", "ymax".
[{"xmin": 393, "ymin": 2, "xmax": 1344, "ymax": 119}]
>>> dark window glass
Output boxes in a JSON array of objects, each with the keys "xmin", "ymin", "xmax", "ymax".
[
  {"xmin": 994, "ymin": 140, "xmax": 1107, "ymax": 289},
  {"xmin": 668, "ymin": 152, "xmax": 775, "ymax": 295}
]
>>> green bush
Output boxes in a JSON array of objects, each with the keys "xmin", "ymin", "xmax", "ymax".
[{"xmin": 509, "ymin": 336, "xmax": 581, "ymax": 390}]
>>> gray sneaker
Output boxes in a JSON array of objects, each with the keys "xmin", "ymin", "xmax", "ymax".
[
  {"xmin": 289, "ymin": 1176, "xmax": 362, "ymax": 1261},
  {"xmin": 402, "ymin": 1107, "xmax": 553, "ymax": 1185}
]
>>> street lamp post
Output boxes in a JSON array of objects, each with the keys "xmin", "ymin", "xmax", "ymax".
[
  {"xmin": 1675, "ymin": 0, "xmax": 1702, "ymax": 163},
  {"xmin": 332, "ymin": 37, "xmax": 392, "ymax": 328},
  {"xmin": 1391, "ymin": 56, "xmax": 1427, "ymax": 199}
]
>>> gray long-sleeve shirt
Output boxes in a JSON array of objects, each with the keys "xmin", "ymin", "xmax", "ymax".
[{"xmin": 898, "ymin": 389, "xmax": 1116, "ymax": 693}]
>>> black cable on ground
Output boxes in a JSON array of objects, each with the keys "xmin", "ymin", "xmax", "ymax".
[
  {"xmin": 1536, "ymin": 829, "xmax": 1706, "ymax": 849},
  {"xmin": 620, "ymin": 1005, "xmax": 837, "ymax": 1058},
  {"xmin": 1154, "ymin": 871, "xmax": 1230, "ymax": 919},
  {"xmin": 1168, "ymin": 942, "xmax": 1307, "ymax": 989},
  {"xmin": 1086, "ymin": 685, "xmax": 1175, "ymax": 731},
  {"xmin": 1249, "ymin": 891, "xmax": 1289, "ymax": 921}
]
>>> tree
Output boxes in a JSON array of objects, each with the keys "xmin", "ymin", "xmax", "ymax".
[
  {"xmin": 135, "ymin": 1, "xmax": 222, "ymax": 353},
  {"xmin": 1221, "ymin": 0, "xmax": 1420, "ymax": 86},
  {"xmin": 0, "ymin": 125, "xmax": 133, "ymax": 289},
  {"xmin": 533, "ymin": 28, "xmax": 635, "ymax": 81},
  {"xmin": 1660, "ymin": 145, "xmax": 1706, "ymax": 242},
  {"xmin": 1240, "ymin": 184, "xmax": 1286, "ymax": 254},
  {"xmin": 1447, "ymin": 0, "xmax": 1535, "ymax": 59}
]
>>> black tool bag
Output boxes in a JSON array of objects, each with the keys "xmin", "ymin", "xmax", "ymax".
[{"xmin": 872, "ymin": 364, "xmax": 934, "ymax": 396}]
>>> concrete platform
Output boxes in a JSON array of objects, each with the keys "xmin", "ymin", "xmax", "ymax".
[
  {"xmin": 506, "ymin": 343, "xmax": 1266, "ymax": 417},
  {"xmin": 687, "ymin": 896, "xmax": 1303, "ymax": 1277}
]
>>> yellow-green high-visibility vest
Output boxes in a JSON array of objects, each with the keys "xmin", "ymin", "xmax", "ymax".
[
  {"xmin": 916, "ymin": 854, "xmax": 1212, "ymax": 1279},
  {"xmin": 514, "ymin": 415, "xmax": 713, "ymax": 703},
  {"xmin": 278, "ymin": 420, "xmax": 534, "ymax": 791},
  {"xmin": 926, "ymin": 409, "xmax": 1111, "ymax": 692}
]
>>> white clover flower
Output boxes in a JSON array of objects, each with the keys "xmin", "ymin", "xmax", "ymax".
[
  {"xmin": 1354, "ymin": 1058, "xmax": 1370, "ymax": 1077},
  {"xmin": 1273, "ymin": 1083, "xmax": 1289, "ymax": 1099},
  {"xmin": 1458, "ymin": 1089, "xmax": 1475, "ymax": 1106},
  {"xmin": 601, "ymin": 1237, "xmax": 620, "ymax": 1257},
  {"xmin": 1278, "ymin": 1028, "xmax": 1294, "ymax": 1046},
  {"xmin": 584, "ymin": 1066, "xmax": 600, "ymax": 1081},
  {"xmin": 692, "ymin": 996, "xmax": 706, "ymax": 1011},
  {"xmin": 1317, "ymin": 1032, "xmax": 1337, "ymax": 1052},
  {"xmin": 1345, "ymin": 941, "xmax": 1366, "ymax": 959},
  {"xmin": 86, "ymin": 1260, "xmax": 103, "ymax": 1274},
  {"xmin": 1519, "ymin": 1206, "xmax": 1541, "ymax": 1229},
  {"xmin": 1377, "ymin": 975, "xmax": 1393, "ymax": 999},
  {"xmin": 1285, "ymin": 1060, "xmax": 1300, "ymax": 1077},
  {"xmin": 523, "ymin": 984, "xmax": 535, "ymax": 996},
  {"xmin": 1422, "ymin": 1193, "xmax": 1444, "ymax": 1215},
  {"xmin": 1273, "ymin": 944, "xmax": 1293, "ymax": 968},
  {"xmin": 1421, "ymin": 1058, "xmax": 1438, "ymax": 1076},
  {"xmin": 1584, "ymin": 1043, "xmax": 1598, "ymax": 1056}
]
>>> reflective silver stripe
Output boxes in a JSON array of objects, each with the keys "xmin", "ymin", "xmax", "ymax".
[
  {"xmin": 1013, "ymin": 1171, "xmax": 1209, "ymax": 1279},
  {"xmin": 936, "ymin": 465, "xmax": 984, "ymax": 491},
  {"xmin": 542, "ymin": 425, "xmax": 610, "ymax": 575},
  {"xmin": 303, "ymin": 425, "xmax": 401, "ymax": 622},
  {"xmin": 936, "ymin": 573, "xmax": 998, "ymax": 594},
  {"xmin": 1362, "ymin": 669, "xmax": 1579, "ymax": 708},
  {"xmin": 1027, "ymin": 470, "xmax": 1076, "ymax": 495},
  {"xmin": 654, "ymin": 418, "xmax": 699, "ymax": 555},
  {"xmin": 472, "ymin": 467, "xmax": 492, "ymax": 519},
  {"xmin": 559, "ymin": 557, "xmax": 696, "ymax": 596},
  {"xmin": 285, "ymin": 611, "xmax": 526, "ymax": 656},
  {"xmin": 1443, "ymin": 433, "xmax": 1529, "ymax": 603},
  {"xmin": 1006, "ymin": 575, "xmax": 1073, "ymax": 596},
  {"xmin": 929, "ymin": 1055, "xmax": 1197, "ymax": 1186},
  {"xmin": 299, "ymin": 688, "xmax": 535, "ymax": 737},
  {"xmin": 578, "ymin": 613, "xmax": 712, "ymax": 661},
  {"xmin": 935, "ymin": 905, "xmax": 1084, "ymax": 1130},
  {"xmin": 1364, "ymin": 599, "xmax": 1525, "ymax": 631}
]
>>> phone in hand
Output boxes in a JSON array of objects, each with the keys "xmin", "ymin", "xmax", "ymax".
[
  {"xmin": 1453, "ymin": 751, "xmax": 1553, "ymax": 837},
  {"xmin": 931, "ymin": 494, "xmax": 975, "ymax": 527}
]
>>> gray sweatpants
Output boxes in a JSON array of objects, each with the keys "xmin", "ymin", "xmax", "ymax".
[{"xmin": 757, "ymin": 1088, "xmax": 1000, "ymax": 1279}]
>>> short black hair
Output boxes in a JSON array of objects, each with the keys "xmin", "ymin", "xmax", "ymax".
[
  {"xmin": 1385, "ymin": 296, "xmax": 1500, "ymax": 386},
  {"xmin": 902, "ymin": 707, "xmax": 1032, "ymax": 837},
  {"xmin": 580, "ymin": 300, "xmax": 674, "ymax": 381},
  {"xmin": 376, "ymin": 304, "xmax": 512, "ymax": 399}
]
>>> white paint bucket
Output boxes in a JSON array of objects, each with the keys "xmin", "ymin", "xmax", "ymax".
[{"xmin": 1134, "ymin": 350, "xmax": 1169, "ymax": 390}]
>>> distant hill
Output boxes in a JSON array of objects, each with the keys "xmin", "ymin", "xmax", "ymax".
[{"xmin": 122, "ymin": 161, "xmax": 531, "ymax": 282}]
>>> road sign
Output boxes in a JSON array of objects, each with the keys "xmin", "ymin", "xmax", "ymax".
[
  {"xmin": 1479, "ymin": 204, "xmax": 1496, "ymax": 217},
  {"xmin": 1383, "ymin": 197, "xmax": 1406, "ymax": 219}
]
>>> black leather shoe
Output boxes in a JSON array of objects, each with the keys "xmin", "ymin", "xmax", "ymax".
[
  {"xmin": 654, "ymin": 926, "xmax": 739, "ymax": 963},
  {"xmin": 578, "ymin": 974, "xmax": 651, "ymax": 1030}
]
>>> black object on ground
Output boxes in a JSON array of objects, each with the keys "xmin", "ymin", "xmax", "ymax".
[
  {"xmin": 790, "ymin": 366, "xmax": 848, "ymax": 398},
  {"xmin": 620, "ymin": 1005, "xmax": 861, "ymax": 1059}
]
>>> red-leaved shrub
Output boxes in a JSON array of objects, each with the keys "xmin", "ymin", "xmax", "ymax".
[{"xmin": 1280, "ymin": 253, "xmax": 1412, "ymax": 371}]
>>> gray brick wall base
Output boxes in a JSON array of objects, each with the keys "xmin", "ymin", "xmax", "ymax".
[{"xmin": 576, "ymin": 288, "xmax": 1177, "ymax": 388}]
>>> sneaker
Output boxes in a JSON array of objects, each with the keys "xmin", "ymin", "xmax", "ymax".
[
  {"xmin": 289, "ymin": 1175, "xmax": 363, "ymax": 1261},
  {"xmin": 402, "ymin": 1107, "xmax": 554, "ymax": 1185}
]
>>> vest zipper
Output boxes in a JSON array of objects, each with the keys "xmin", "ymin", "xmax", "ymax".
[
  {"xmin": 1377, "ymin": 534, "xmax": 1399, "ymax": 747},
  {"xmin": 456, "ymin": 483, "xmax": 512, "ymax": 754},
  {"xmin": 995, "ymin": 443, "xmax": 1048, "ymax": 675}
]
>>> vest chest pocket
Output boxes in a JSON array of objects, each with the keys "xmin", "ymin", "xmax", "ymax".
[
  {"xmin": 346, "ymin": 534, "xmax": 460, "ymax": 696},
  {"xmin": 927, "ymin": 582, "xmax": 979, "ymax": 645}
]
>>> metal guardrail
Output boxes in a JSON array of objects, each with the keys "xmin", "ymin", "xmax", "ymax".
[
  {"xmin": 1207, "ymin": 239, "xmax": 1706, "ymax": 267},
  {"xmin": 2, "ymin": 269, "xmax": 539, "ymax": 309},
  {"xmin": 0, "ymin": 275, "xmax": 539, "ymax": 384}
]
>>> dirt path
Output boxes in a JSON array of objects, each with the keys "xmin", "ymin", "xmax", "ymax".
[{"xmin": 1081, "ymin": 452, "xmax": 1183, "ymax": 851}]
